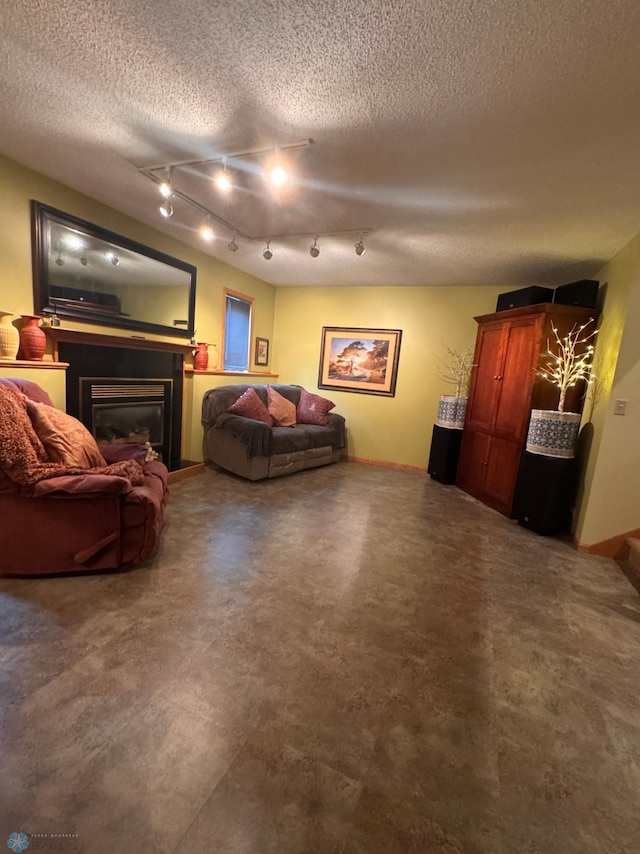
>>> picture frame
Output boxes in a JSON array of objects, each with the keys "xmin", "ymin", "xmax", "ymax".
[
  {"xmin": 255, "ymin": 336, "xmax": 270, "ymax": 366},
  {"xmin": 318, "ymin": 327, "xmax": 402, "ymax": 396}
]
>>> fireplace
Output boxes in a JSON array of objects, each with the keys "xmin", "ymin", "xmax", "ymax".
[
  {"xmin": 80, "ymin": 378, "xmax": 173, "ymax": 463},
  {"xmin": 58, "ymin": 337, "xmax": 186, "ymax": 470}
]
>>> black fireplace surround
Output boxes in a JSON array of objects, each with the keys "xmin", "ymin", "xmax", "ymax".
[{"xmin": 60, "ymin": 342, "xmax": 184, "ymax": 470}]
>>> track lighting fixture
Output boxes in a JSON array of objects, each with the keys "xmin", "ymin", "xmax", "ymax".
[
  {"xmin": 200, "ymin": 219, "xmax": 214, "ymax": 241},
  {"xmin": 80, "ymin": 256, "xmax": 88, "ymax": 266},
  {"xmin": 55, "ymin": 251, "xmax": 64, "ymax": 266},
  {"xmin": 111, "ymin": 254, "xmax": 120, "ymax": 266},
  {"xmin": 139, "ymin": 141, "xmax": 374, "ymax": 259}
]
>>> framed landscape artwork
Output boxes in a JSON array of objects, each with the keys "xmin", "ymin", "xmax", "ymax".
[
  {"xmin": 255, "ymin": 336, "xmax": 270, "ymax": 366},
  {"xmin": 318, "ymin": 327, "xmax": 402, "ymax": 396}
]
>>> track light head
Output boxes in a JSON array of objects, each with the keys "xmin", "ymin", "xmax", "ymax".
[
  {"xmin": 55, "ymin": 252, "xmax": 64, "ymax": 266},
  {"xmin": 215, "ymin": 168, "xmax": 231, "ymax": 192},
  {"xmin": 270, "ymin": 165, "xmax": 287, "ymax": 187},
  {"xmin": 355, "ymin": 237, "xmax": 366, "ymax": 257},
  {"xmin": 228, "ymin": 236, "xmax": 239, "ymax": 252},
  {"xmin": 80, "ymin": 256, "xmax": 88, "ymax": 266},
  {"xmin": 310, "ymin": 238, "xmax": 320, "ymax": 258},
  {"xmin": 160, "ymin": 200, "xmax": 174, "ymax": 218},
  {"xmin": 263, "ymin": 241, "xmax": 273, "ymax": 260},
  {"xmin": 201, "ymin": 222, "xmax": 214, "ymax": 241},
  {"xmin": 160, "ymin": 167, "xmax": 173, "ymax": 198},
  {"xmin": 111, "ymin": 254, "xmax": 120, "ymax": 266}
]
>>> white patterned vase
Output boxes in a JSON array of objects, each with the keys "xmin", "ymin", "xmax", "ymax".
[
  {"xmin": 526, "ymin": 410, "xmax": 581, "ymax": 458},
  {"xmin": 0, "ymin": 310, "xmax": 20, "ymax": 360},
  {"xmin": 436, "ymin": 395, "xmax": 467, "ymax": 430}
]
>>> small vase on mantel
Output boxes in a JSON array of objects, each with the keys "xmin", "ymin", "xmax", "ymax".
[
  {"xmin": 194, "ymin": 342, "xmax": 209, "ymax": 371},
  {"xmin": 18, "ymin": 315, "xmax": 47, "ymax": 361},
  {"xmin": 0, "ymin": 311, "xmax": 20, "ymax": 361}
]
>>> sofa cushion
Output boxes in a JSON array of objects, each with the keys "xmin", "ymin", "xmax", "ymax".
[
  {"xmin": 27, "ymin": 400, "xmax": 107, "ymax": 468},
  {"xmin": 296, "ymin": 388, "xmax": 335, "ymax": 426},
  {"xmin": 268, "ymin": 386, "xmax": 297, "ymax": 427},
  {"xmin": 228, "ymin": 387, "xmax": 274, "ymax": 426}
]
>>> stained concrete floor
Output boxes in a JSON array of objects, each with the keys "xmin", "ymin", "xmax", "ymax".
[{"xmin": 1, "ymin": 461, "xmax": 640, "ymax": 853}]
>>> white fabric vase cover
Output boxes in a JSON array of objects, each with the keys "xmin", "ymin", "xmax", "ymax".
[
  {"xmin": 436, "ymin": 395, "xmax": 467, "ymax": 430},
  {"xmin": 526, "ymin": 409, "xmax": 581, "ymax": 458}
]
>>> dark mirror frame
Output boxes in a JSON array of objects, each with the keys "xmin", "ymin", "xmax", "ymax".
[{"xmin": 31, "ymin": 201, "xmax": 197, "ymax": 338}]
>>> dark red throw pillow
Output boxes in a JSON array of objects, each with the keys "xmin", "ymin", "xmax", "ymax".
[
  {"xmin": 296, "ymin": 388, "xmax": 335, "ymax": 426},
  {"xmin": 228, "ymin": 387, "xmax": 274, "ymax": 426}
]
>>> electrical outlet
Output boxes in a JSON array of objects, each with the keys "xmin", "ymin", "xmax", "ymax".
[{"xmin": 614, "ymin": 399, "xmax": 628, "ymax": 416}]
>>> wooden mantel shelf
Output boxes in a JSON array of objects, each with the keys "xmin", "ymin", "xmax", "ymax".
[
  {"xmin": 184, "ymin": 368, "xmax": 278, "ymax": 378},
  {"xmin": 0, "ymin": 358, "xmax": 69, "ymax": 370},
  {"xmin": 46, "ymin": 327, "xmax": 195, "ymax": 358}
]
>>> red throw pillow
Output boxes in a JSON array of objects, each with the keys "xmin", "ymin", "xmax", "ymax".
[
  {"xmin": 228, "ymin": 387, "xmax": 274, "ymax": 426},
  {"xmin": 296, "ymin": 388, "xmax": 335, "ymax": 426}
]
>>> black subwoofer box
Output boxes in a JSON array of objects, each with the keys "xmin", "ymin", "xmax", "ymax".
[
  {"xmin": 553, "ymin": 279, "xmax": 599, "ymax": 308},
  {"xmin": 513, "ymin": 451, "xmax": 578, "ymax": 536},
  {"xmin": 496, "ymin": 286, "xmax": 554, "ymax": 312},
  {"xmin": 427, "ymin": 424, "xmax": 463, "ymax": 484}
]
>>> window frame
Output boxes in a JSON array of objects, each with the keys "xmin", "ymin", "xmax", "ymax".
[{"xmin": 222, "ymin": 288, "xmax": 254, "ymax": 372}]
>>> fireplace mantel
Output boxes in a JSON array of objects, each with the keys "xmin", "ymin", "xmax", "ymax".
[{"xmin": 46, "ymin": 327, "xmax": 194, "ymax": 360}]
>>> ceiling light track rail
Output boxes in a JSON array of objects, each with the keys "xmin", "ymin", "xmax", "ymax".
[
  {"xmin": 139, "ymin": 139, "xmax": 313, "ymax": 173},
  {"xmin": 136, "ymin": 138, "xmax": 371, "ymax": 259}
]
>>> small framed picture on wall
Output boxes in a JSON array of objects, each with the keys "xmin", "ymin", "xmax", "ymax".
[{"xmin": 255, "ymin": 336, "xmax": 270, "ymax": 366}]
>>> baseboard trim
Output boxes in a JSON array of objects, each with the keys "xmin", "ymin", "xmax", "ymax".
[
  {"xmin": 346, "ymin": 455, "xmax": 424, "ymax": 472},
  {"xmin": 168, "ymin": 461, "xmax": 206, "ymax": 484},
  {"xmin": 574, "ymin": 526, "xmax": 640, "ymax": 559}
]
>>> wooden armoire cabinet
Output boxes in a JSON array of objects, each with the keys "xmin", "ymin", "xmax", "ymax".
[{"xmin": 456, "ymin": 302, "xmax": 598, "ymax": 516}]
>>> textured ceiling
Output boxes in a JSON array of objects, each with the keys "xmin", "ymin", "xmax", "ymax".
[{"xmin": 2, "ymin": 0, "xmax": 640, "ymax": 287}]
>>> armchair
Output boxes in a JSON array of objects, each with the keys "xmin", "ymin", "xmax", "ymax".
[{"xmin": 0, "ymin": 378, "xmax": 169, "ymax": 576}]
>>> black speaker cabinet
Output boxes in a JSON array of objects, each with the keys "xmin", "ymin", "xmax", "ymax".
[
  {"xmin": 513, "ymin": 451, "xmax": 578, "ymax": 536},
  {"xmin": 496, "ymin": 286, "xmax": 554, "ymax": 312},
  {"xmin": 428, "ymin": 424, "xmax": 463, "ymax": 484},
  {"xmin": 553, "ymin": 279, "xmax": 599, "ymax": 308}
]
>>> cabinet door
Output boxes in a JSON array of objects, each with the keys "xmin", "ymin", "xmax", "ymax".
[
  {"xmin": 456, "ymin": 428, "xmax": 490, "ymax": 499},
  {"xmin": 466, "ymin": 322, "xmax": 504, "ymax": 432},
  {"xmin": 483, "ymin": 436, "xmax": 523, "ymax": 516},
  {"xmin": 493, "ymin": 317, "xmax": 542, "ymax": 440}
]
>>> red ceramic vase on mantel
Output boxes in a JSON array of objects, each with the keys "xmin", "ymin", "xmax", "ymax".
[
  {"xmin": 194, "ymin": 342, "xmax": 209, "ymax": 371},
  {"xmin": 19, "ymin": 315, "xmax": 47, "ymax": 361}
]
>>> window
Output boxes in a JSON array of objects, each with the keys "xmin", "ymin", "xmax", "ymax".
[{"xmin": 223, "ymin": 290, "xmax": 253, "ymax": 371}]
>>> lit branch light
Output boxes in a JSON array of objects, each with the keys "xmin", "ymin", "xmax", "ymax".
[{"xmin": 538, "ymin": 318, "xmax": 598, "ymax": 412}]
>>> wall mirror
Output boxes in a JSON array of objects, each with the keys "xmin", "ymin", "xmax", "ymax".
[{"xmin": 31, "ymin": 201, "xmax": 197, "ymax": 338}]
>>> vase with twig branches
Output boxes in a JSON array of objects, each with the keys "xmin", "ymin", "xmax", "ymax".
[
  {"xmin": 435, "ymin": 344, "xmax": 475, "ymax": 429},
  {"xmin": 526, "ymin": 318, "xmax": 598, "ymax": 458}
]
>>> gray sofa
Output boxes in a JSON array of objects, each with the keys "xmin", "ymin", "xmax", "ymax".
[{"xmin": 201, "ymin": 384, "xmax": 346, "ymax": 480}]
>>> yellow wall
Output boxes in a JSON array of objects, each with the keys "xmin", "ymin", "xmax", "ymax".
[
  {"xmin": 272, "ymin": 285, "xmax": 505, "ymax": 468},
  {"xmin": 574, "ymin": 233, "xmax": 640, "ymax": 546},
  {"xmin": 0, "ymin": 154, "xmax": 276, "ymax": 362}
]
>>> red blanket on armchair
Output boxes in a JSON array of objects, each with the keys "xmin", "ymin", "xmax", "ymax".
[{"xmin": 0, "ymin": 383, "xmax": 144, "ymax": 489}]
